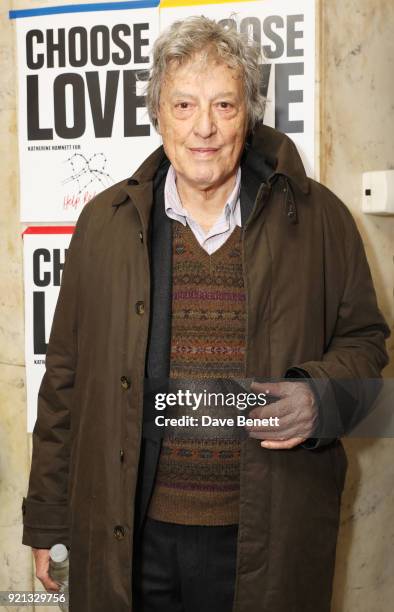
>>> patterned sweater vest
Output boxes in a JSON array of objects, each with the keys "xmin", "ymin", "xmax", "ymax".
[{"xmin": 146, "ymin": 220, "xmax": 246, "ymax": 525}]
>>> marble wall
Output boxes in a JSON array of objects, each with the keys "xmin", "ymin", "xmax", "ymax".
[
  {"xmin": 0, "ymin": 1, "xmax": 35, "ymax": 610},
  {"xmin": 0, "ymin": 1, "xmax": 393, "ymax": 611},
  {"xmin": 321, "ymin": 2, "xmax": 394, "ymax": 611}
]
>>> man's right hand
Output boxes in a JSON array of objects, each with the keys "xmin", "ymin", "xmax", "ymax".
[{"xmin": 32, "ymin": 548, "xmax": 61, "ymax": 591}]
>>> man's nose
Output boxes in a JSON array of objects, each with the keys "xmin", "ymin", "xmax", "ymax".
[{"xmin": 193, "ymin": 107, "xmax": 217, "ymax": 138}]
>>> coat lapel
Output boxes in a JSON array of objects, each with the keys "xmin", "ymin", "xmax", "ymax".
[
  {"xmin": 239, "ymin": 142, "xmax": 274, "ymax": 224},
  {"xmin": 145, "ymin": 158, "xmax": 172, "ymax": 379}
]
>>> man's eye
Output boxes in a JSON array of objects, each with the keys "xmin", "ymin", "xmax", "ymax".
[
  {"xmin": 176, "ymin": 102, "xmax": 190, "ymax": 109},
  {"xmin": 218, "ymin": 102, "xmax": 232, "ymax": 109}
]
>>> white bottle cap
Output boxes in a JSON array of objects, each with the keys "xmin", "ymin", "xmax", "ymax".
[{"xmin": 49, "ymin": 543, "xmax": 68, "ymax": 563}]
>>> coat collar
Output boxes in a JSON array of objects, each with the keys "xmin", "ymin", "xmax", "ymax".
[
  {"xmin": 111, "ymin": 123, "xmax": 310, "ymax": 222},
  {"xmin": 245, "ymin": 124, "xmax": 310, "ymax": 194}
]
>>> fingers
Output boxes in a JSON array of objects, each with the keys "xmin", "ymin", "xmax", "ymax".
[
  {"xmin": 39, "ymin": 574, "xmax": 61, "ymax": 592},
  {"xmin": 246, "ymin": 402, "xmax": 310, "ymax": 439},
  {"xmin": 246, "ymin": 381, "xmax": 317, "ymax": 443},
  {"xmin": 32, "ymin": 548, "xmax": 61, "ymax": 592},
  {"xmin": 260, "ymin": 437, "xmax": 306, "ymax": 450},
  {"xmin": 246, "ymin": 412, "xmax": 312, "ymax": 440},
  {"xmin": 246, "ymin": 412, "xmax": 291, "ymax": 435},
  {"xmin": 250, "ymin": 380, "xmax": 289, "ymax": 397},
  {"xmin": 248, "ymin": 400, "xmax": 289, "ymax": 421}
]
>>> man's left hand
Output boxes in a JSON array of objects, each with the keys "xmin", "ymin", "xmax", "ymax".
[{"xmin": 247, "ymin": 381, "xmax": 318, "ymax": 449}]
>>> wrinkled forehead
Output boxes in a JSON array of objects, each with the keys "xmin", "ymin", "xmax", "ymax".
[{"xmin": 167, "ymin": 46, "xmax": 241, "ymax": 75}]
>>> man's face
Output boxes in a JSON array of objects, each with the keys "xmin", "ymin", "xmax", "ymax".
[{"xmin": 156, "ymin": 51, "xmax": 249, "ymax": 191}]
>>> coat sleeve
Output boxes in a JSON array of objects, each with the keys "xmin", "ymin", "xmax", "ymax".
[
  {"xmin": 286, "ymin": 197, "xmax": 391, "ymax": 448},
  {"xmin": 22, "ymin": 201, "xmax": 93, "ymax": 548}
]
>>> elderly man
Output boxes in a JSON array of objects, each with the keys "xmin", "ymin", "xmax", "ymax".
[{"xmin": 22, "ymin": 15, "xmax": 389, "ymax": 612}]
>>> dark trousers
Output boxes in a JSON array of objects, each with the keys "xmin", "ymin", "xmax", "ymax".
[{"xmin": 132, "ymin": 516, "xmax": 238, "ymax": 612}]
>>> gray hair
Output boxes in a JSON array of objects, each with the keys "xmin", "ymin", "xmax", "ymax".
[{"xmin": 142, "ymin": 15, "xmax": 265, "ymax": 135}]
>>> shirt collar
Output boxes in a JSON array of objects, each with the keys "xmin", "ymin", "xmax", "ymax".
[{"xmin": 164, "ymin": 164, "xmax": 241, "ymax": 221}]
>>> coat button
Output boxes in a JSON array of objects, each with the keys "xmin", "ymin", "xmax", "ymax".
[
  {"xmin": 139, "ymin": 231, "xmax": 143, "ymax": 243},
  {"xmin": 120, "ymin": 375, "xmax": 131, "ymax": 390},
  {"xmin": 120, "ymin": 449, "xmax": 125, "ymax": 462},
  {"xmin": 135, "ymin": 301, "xmax": 145, "ymax": 315},
  {"xmin": 113, "ymin": 525, "xmax": 125, "ymax": 540}
]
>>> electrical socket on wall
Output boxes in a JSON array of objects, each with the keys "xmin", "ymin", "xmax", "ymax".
[{"xmin": 362, "ymin": 170, "xmax": 394, "ymax": 215}]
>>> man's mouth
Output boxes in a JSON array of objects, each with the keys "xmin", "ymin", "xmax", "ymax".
[{"xmin": 189, "ymin": 148, "xmax": 219, "ymax": 156}]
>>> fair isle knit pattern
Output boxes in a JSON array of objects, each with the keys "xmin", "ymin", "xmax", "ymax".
[{"xmin": 147, "ymin": 220, "xmax": 246, "ymax": 525}]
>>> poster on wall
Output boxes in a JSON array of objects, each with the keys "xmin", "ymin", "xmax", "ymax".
[
  {"xmin": 15, "ymin": 1, "xmax": 317, "ymax": 431},
  {"xmin": 12, "ymin": 0, "xmax": 317, "ymax": 223},
  {"xmin": 12, "ymin": 1, "xmax": 161, "ymax": 223},
  {"xmin": 160, "ymin": 0, "xmax": 316, "ymax": 177},
  {"xmin": 23, "ymin": 227, "xmax": 73, "ymax": 432}
]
